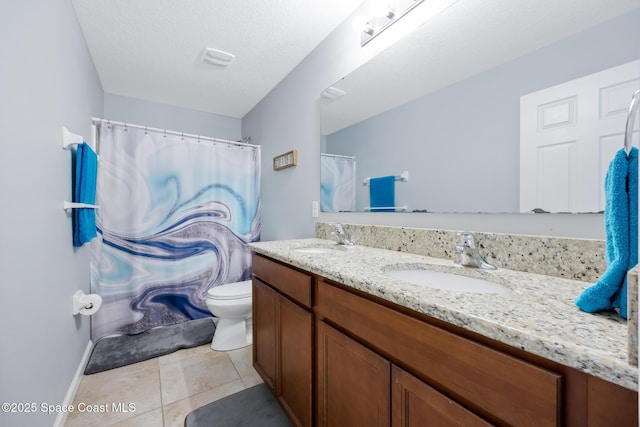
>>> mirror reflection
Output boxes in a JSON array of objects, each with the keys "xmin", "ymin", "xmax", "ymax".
[{"xmin": 320, "ymin": 2, "xmax": 640, "ymax": 213}]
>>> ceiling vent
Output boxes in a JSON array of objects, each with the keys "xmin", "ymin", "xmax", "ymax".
[{"xmin": 201, "ymin": 48, "xmax": 235, "ymax": 69}]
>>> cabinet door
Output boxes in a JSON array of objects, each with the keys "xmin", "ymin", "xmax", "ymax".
[
  {"xmin": 253, "ymin": 278, "xmax": 278, "ymax": 390},
  {"xmin": 279, "ymin": 295, "xmax": 313, "ymax": 427},
  {"xmin": 317, "ymin": 320, "xmax": 390, "ymax": 427},
  {"xmin": 392, "ymin": 366, "xmax": 494, "ymax": 427},
  {"xmin": 587, "ymin": 375, "xmax": 639, "ymax": 426}
]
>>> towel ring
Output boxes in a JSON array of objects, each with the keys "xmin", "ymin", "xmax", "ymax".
[{"xmin": 623, "ymin": 89, "xmax": 640, "ymax": 155}]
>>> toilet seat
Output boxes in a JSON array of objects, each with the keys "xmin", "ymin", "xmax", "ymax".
[{"xmin": 207, "ymin": 280, "xmax": 252, "ymax": 300}]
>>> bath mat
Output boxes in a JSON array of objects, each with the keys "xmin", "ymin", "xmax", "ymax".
[
  {"xmin": 185, "ymin": 383, "xmax": 292, "ymax": 427},
  {"xmin": 84, "ymin": 318, "xmax": 215, "ymax": 375}
]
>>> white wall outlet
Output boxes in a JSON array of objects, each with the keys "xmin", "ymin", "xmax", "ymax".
[{"xmin": 312, "ymin": 201, "xmax": 319, "ymax": 218}]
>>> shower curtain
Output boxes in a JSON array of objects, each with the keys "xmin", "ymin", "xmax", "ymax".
[
  {"xmin": 90, "ymin": 123, "xmax": 261, "ymax": 339},
  {"xmin": 321, "ymin": 153, "xmax": 356, "ymax": 212}
]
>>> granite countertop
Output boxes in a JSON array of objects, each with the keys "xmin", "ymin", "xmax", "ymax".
[{"xmin": 248, "ymin": 238, "xmax": 637, "ymax": 391}]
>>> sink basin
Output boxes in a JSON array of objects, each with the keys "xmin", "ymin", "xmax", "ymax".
[
  {"xmin": 385, "ymin": 269, "xmax": 509, "ymax": 294},
  {"xmin": 294, "ymin": 247, "xmax": 341, "ymax": 254}
]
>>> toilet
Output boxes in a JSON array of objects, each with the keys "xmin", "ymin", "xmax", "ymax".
[{"xmin": 205, "ymin": 280, "xmax": 253, "ymax": 351}]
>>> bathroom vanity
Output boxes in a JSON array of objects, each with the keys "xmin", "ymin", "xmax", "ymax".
[{"xmin": 249, "ymin": 238, "xmax": 638, "ymax": 427}]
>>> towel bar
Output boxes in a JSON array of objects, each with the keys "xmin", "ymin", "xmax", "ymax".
[
  {"xmin": 363, "ymin": 171, "xmax": 409, "ymax": 185},
  {"xmin": 624, "ymin": 89, "xmax": 640, "ymax": 155},
  {"xmin": 364, "ymin": 205, "xmax": 408, "ymax": 212},
  {"xmin": 63, "ymin": 201, "xmax": 99, "ymax": 211},
  {"xmin": 62, "ymin": 126, "xmax": 83, "ymax": 150}
]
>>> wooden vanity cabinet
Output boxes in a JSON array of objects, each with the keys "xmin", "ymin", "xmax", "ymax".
[
  {"xmin": 317, "ymin": 319, "xmax": 493, "ymax": 427},
  {"xmin": 391, "ymin": 365, "xmax": 494, "ymax": 427},
  {"xmin": 316, "ymin": 320, "xmax": 391, "ymax": 427},
  {"xmin": 252, "ymin": 253, "xmax": 638, "ymax": 427},
  {"xmin": 253, "ymin": 278, "xmax": 278, "ymax": 389},
  {"xmin": 316, "ymin": 278, "xmax": 561, "ymax": 426},
  {"xmin": 252, "ymin": 254, "xmax": 313, "ymax": 427}
]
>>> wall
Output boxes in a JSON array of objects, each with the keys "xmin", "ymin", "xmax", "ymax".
[
  {"xmin": 0, "ymin": 1, "xmax": 103, "ymax": 426},
  {"xmin": 104, "ymin": 94, "xmax": 241, "ymax": 140},
  {"xmin": 243, "ymin": 1, "xmax": 392, "ymax": 241},
  {"xmin": 243, "ymin": 4, "xmax": 636, "ymax": 241},
  {"xmin": 326, "ymin": 10, "xmax": 640, "ymax": 214}
]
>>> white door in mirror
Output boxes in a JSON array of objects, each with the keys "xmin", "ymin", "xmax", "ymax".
[{"xmin": 520, "ymin": 59, "xmax": 640, "ymax": 213}]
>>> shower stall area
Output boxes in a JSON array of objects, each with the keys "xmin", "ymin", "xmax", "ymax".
[{"xmin": 90, "ymin": 120, "xmax": 261, "ymax": 340}]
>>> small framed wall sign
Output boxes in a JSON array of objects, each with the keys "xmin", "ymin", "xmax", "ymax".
[{"xmin": 273, "ymin": 150, "xmax": 298, "ymax": 171}]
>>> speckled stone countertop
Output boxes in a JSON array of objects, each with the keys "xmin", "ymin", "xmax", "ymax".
[{"xmin": 247, "ymin": 238, "xmax": 637, "ymax": 391}]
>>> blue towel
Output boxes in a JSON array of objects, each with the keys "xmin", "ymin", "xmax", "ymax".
[
  {"xmin": 575, "ymin": 147, "xmax": 638, "ymax": 318},
  {"xmin": 369, "ymin": 176, "xmax": 395, "ymax": 212},
  {"xmin": 73, "ymin": 142, "xmax": 98, "ymax": 247}
]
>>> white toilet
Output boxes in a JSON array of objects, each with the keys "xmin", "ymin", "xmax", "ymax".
[{"xmin": 205, "ymin": 280, "xmax": 253, "ymax": 351}]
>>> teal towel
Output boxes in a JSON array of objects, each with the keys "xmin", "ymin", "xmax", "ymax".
[
  {"xmin": 370, "ymin": 176, "xmax": 395, "ymax": 212},
  {"xmin": 73, "ymin": 142, "xmax": 98, "ymax": 247},
  {"xmin": 575, "ymin": 148, "xmax": 638, "ymax": 318}
]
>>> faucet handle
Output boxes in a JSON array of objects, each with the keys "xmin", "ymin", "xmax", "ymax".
[
  {"xmin": 457, "ymin": 231, "xmax": 476, "ymax": 248},
  {"xmin": 331, "ymin": 223, "xmax": 354, "ymax": 246}
]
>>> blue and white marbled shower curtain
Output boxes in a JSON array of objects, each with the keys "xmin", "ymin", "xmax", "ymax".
[
  {"xmin": 320, "ymin": 153, "xmax": 356, "ymax": 212},
  {"xmin": 90, "ymin": 123, "xmax": 260, "ymax": 339}
]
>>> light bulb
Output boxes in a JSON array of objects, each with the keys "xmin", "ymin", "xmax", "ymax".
[
  {"xmin": 352, "ymin": 15, "xmax": 369, "ymax": 33},
  {"xmin": 373, "ymin": 3, "xmax": 395, "ymax": 19}
]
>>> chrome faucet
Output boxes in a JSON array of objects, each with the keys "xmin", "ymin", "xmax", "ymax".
[
  {"xmin": 331, "ymin": 224, "xmax": 354, "ymax": 246},
  {"xmin": 454, "ymin": 232, "xmax": 496, "ymax": 270}
]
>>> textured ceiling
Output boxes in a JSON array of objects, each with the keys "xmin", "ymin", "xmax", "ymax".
[{"xmin": 72, "ymin": 0, "xmax": 365, "ymax": 118}]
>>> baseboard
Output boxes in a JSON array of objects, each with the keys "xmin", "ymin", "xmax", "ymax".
[{"xmin": 53, "ymin": 340, "xmax": 93, "ymax": 427}]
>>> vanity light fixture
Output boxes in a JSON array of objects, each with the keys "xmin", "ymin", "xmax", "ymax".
[
  {"xmin": 352, "ymin": 15, "xmax": 375, "ymax": 36},
  {"xmin": 353, "ymin": 0, "xmax": 457, "ymax": 47},
  {"xmin": 373, "ymin": 3, "xmax": 396, "ymax": 20}
]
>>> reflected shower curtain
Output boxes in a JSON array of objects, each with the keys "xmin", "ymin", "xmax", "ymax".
[
  {"xmin": 90, "ymin": 123, "xmax": 260, "ymax": 339},
  {"xmin": 321, "ymin": 153, "xmax": 356, "ymax": 212}
]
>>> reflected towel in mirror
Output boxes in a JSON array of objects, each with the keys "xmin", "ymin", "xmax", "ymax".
[{"xmin": 369, "ymin": 176, "xmax": 395, "ymax": 212}]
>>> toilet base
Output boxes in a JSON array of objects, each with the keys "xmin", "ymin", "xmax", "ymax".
[{"xmin": 211, "ymin": 317, "xmax": 252, "ymax": 351}]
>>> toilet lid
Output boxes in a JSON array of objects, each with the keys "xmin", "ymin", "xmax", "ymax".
[{"xmin": 207, "ymin": 280, "xmax": 252, "ymax": 300}]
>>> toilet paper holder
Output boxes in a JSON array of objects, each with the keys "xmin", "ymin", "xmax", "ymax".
[{"xmin": 72, "ymin": 290, "xmax": 102, "ymax": 316}]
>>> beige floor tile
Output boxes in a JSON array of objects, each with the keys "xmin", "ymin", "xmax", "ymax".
[
  {"xmin": 65, "ymin": 359, "xmax": 161, "ymax": 427},
  {"xmin": 159, "ymin": 351, "xmax": 241, "ymax": 405},
  {"xmin": 109, "ymin": 407, "xmax": 164, "ymax": 427},
  {"xmin": 240, "ymin": 371, "xmax": 264, "ymax": 389},
  {"xmin": 162, "ymin": 380, "xmax": 246, "ymax": 427},
  {"xmin": 227, "ymin": 345, "xmax": 263, "ymax": 388},
  {"xmin": 227, "ymin": 345, "xmax": 254, "ymax": 377},
  {"xmin": 158, "ymin": 343, "xmax": 225, "ymax": 368}
]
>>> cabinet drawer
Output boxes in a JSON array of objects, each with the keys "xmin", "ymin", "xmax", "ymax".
[
  {"xmin": 252, "ymin": 254, "xmax": 313, "ymax": 308},
  {"xmin": 317, "ymin": 280, "xmax": 561, "ymax": 427}
]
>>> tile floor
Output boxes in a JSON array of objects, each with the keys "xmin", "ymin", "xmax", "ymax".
[{"xmin": 64, "ymin": 344, "xmax": 263, "ymax": 427}]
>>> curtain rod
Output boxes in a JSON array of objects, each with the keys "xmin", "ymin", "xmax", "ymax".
[
  {"xmin": 321, "ymin": 153, "xmax": 356, "ymax": 160},
  {"xmin": 91, "ymin": 117, "xmax": 259, "ymax": 149}
]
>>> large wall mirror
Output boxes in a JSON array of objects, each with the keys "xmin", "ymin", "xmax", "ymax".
[{"xmin": 320, "ymin": 0, "xmax": 640, "ymax": 213}]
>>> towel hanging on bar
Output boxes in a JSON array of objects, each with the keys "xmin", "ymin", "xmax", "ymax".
[
  {"xmin": 73, "ymin": 142, "xmax": 98, "ymax": 247},
  {"xmin": 369, "ymin": 176, "xmax": 396, "ymax": 212}
]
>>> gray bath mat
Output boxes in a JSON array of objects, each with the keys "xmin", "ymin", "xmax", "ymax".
[
  {"xmin": 185, "ymin": 383, "xmax": 292, "ymax": 427},
  {"xmin": 84, "ymin": 318, "xmax": 215, "ymax": 375}
]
